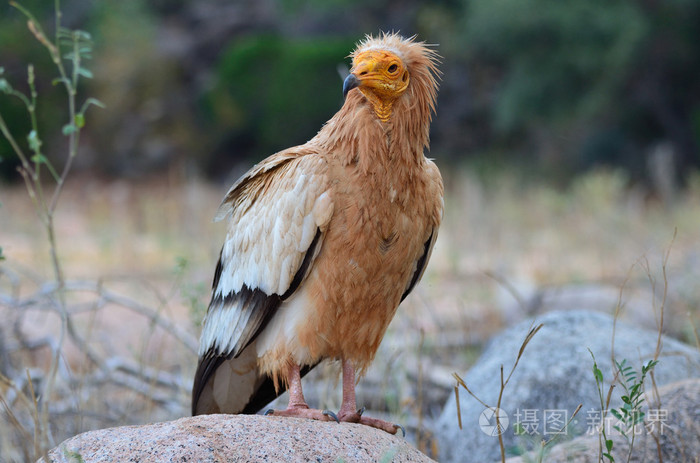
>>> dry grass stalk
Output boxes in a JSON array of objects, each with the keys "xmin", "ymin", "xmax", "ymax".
[{"xmin": 453, "ymin": 322, "xmax": 544, "ymax": 463}]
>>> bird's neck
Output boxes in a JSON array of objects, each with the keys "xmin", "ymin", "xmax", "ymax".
[
  {"xmin": 317, "ymin": 92, "xmax": 431, "ymax": 169},
  {"xmin": 358, "ymin": 88, "xmax": 395, "ymax": 123}
]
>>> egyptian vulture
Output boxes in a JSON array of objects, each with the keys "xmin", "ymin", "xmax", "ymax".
[{"xmin": 192, "ymin": 33, "xmax": 443, "ymax": 435}]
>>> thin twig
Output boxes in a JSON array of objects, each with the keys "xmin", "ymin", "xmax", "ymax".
[{"xmin": 453, "ymin": 323, "xmax": 543, "ymax": 463}]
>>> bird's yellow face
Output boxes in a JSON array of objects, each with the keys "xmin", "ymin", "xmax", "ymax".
[{"xmin": 343, "ymin": 50, "xmax": 410, "ymax": 122}]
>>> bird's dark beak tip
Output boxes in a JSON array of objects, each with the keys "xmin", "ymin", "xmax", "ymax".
[{"xmin": 343, "ymin": 74, "xmax": 360, "ymax": 99}]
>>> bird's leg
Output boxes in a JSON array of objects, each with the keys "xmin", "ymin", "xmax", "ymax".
[
  {"xmin": 337, "ymin": 359, "xmax": 361, "ymax": 420},
  {"xmin": 336, "ymin": 358, "xmax": 405, "ymax": 436},
  {"xmin": 265, "ymin": 362, "xmax": 336, "ymax": 422},
  {"xmin": 285, "ymin": 362, "xmax": 310, "ymax": 409}
]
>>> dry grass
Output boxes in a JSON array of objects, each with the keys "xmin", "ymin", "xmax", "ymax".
[{"xmin": 1, "ymin": 167, "xmax": 699, "ymax": 460}]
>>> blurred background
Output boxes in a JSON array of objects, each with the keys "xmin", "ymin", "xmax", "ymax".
[
  {"xmin": 1, "ymin": 0, "xmax": 699, "ymax": 460},
  {"xmin": 1, "ymin": 0, "xmax": 698, "ymax": 187}
]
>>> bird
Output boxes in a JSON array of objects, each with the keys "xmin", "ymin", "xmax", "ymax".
[{"xmin": 191, "ymin": 32, "xmax": 443, "ymax": 435}]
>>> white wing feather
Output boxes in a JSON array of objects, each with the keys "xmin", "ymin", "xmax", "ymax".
[{"xmin": 198, "ymin": 154, "xmax": 332, "ymax": 358}]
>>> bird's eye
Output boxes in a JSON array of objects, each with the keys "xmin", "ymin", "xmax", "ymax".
[{"xmin": 388, "ymin": 64, "xmax": 398, "ymax": 73}]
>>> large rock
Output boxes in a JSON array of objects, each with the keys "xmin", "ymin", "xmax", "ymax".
[
  {"xmin": 506, "ymin": 378, "xmax": 700, "ymax": 462},
  {"xmin": 435, "ymin": 310, "xmax": 700, "ymax": 463},
  {"xmin": 43, "ymin": 414, "xmax": 434, "ymax": 462}
]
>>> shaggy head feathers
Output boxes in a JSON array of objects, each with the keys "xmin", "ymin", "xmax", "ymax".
[{"xmin": 351, "ymin": 33, "xmax": 441, "ymax": 121}]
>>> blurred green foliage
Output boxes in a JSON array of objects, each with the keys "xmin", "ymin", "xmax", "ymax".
[
  {"xmin": 204, "ymin": 35, "xmax": 354, "ymax": 167},
  {"xmin": 465, "ymin": 0, "xmax": 646, "ymax": 132},
  {"xmin": 0, "ymin": 0, "xmax": 698, "ymax": 185},
  {"xmin": 460, "ymin": 0, "xmax": 700, "ymax": 182}
]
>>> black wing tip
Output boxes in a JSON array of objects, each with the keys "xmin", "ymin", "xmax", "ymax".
[
  {"xmin": 192, "ymin": 345, "xmax": 236, "ymax": 416},
  {"xmin": 400, "ymin": 231, "xmax": 434, "ymax": 302}
]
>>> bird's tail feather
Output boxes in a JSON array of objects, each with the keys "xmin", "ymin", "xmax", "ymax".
[{"xmin": 192, "ymin": 342, "xmax": 319, "ymax": 415}]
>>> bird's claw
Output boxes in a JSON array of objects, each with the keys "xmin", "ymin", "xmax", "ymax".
[
  {"xmin": 394, "ymin": 423, "xmax": 406, "ymax": 437},
  {"xmin": 264, "ymin": 409, "xmax": 275, "ymax": 416},
  {"xmin": 357, "ymin": 406, "xmax": 366, "ymax": 416},
  {"xmin": 322, "ymin": 409, "xmax": 340, "ymax": 423}
]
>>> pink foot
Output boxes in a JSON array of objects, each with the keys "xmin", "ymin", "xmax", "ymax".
[
  {"xmin": 337, "ymin": 407, "xmax": 405, "ymax": 436},
  {"xmin": 265, "ymin": 404, "xmax": 338, "ymax": 422}
]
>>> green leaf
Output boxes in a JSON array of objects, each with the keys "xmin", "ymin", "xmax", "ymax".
[
  {"xmin": 605, "ymin": 439, "xmax": 614, "ymax": 452},
  {"xmin": 30, "ymin": 153, "xmax": 49, "ymax": 165},
  {"xmin": 31, "ymin": 153, "xmax": 59, "ymax": 181},
  {"xmin": 643, "ymin": 360, "xmax": 659, "ymax": 373},
  {"xmin": 589, "ymin": 349, "xmax": 604, "ymax": 383},
  {"xmin": 77, "ymin": 67, "xmax": 93, "ymax": 79},
  {"xmin": 610, "ymin": 409, "xmax": 622, "ymax": 420},
  {"xmin": 0, "ymin": 246, "xmax": 5, "ymax": 261},
  {"xmin": 62, "ymin": 123, "xmax": 77, "ymax": 135},
  {"xmin": 79, "ymin": 97, "xmax": 106, "ymax": 115},
  {"xmin": 593, "ymin": 365, "xmax": 603, "ymax": 383},
  {"xmin": 27, "ymin": 130, "xmax": 42, "ymax": 152},
  {"xmin": 0, "ymin": 78, "xmax": 12, "ymax": 93},
  {"xmin": 86, "ymin": 97, "xmax": 105, "ymax": 108},
  {"xmin": 74, "ymin": 113, "xmax": 85, "ymax": 129},
  {"xmin": 52, "ymin": 77, "xmax": 71, "ymax": 86},
  {"xmin": 75, "ymin": 30, "xmax": 92, "ymax": 41}
]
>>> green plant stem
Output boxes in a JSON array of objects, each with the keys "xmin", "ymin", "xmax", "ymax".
[
  {"xmin": 0, "ymin": 111, "xmax": 29, "ymax": 168},
  {"xmin": 626, "ymin": 432, "xmax": 635, "ymax": 463},
  {"xmin": 49, "ymin": 37, "xmax": 80, "ymax": 214}
]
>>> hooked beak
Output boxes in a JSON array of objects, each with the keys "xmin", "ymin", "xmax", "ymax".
[{"xmin": 343, "ymin": 73, "xmax": 360, "ymax": 99}]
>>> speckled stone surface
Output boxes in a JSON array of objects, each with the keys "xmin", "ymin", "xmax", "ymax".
[
  {"xmin": 437, "ymin": 310, "xmax": 700, "ymax": 463},
  {"xmin": 506, "ymin": 379, "xmax": 700, "ymax": 463},
  {"xmin": 42, "ymin": 414, "xmax": 435, "ymax": 462}
]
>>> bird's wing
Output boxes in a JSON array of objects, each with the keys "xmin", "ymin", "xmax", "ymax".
[
  {"xmin": 400, "ymin": 229, "xmax": 437, "ymax": 302},
  {"xmin": 401, "ymin": 161, "xmax": 443, "ymax": 302},
  {"xmin": 192, "ymin": 148, "xmax": 333, "ymax": 414}
]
